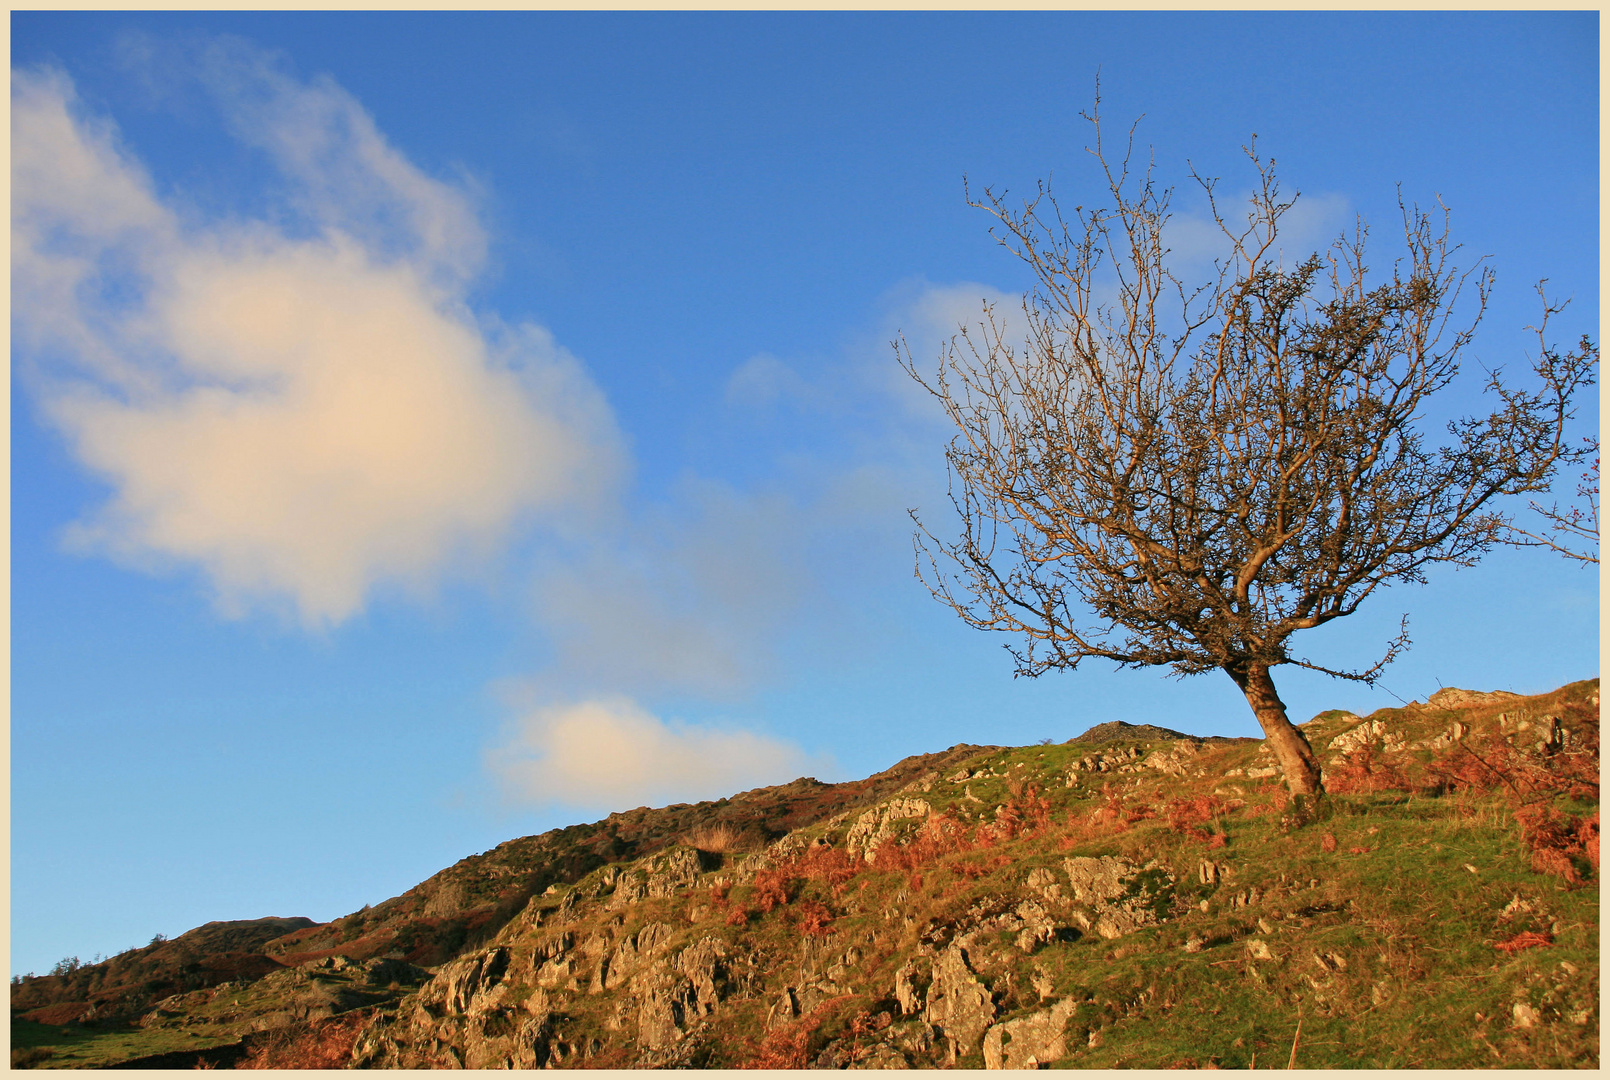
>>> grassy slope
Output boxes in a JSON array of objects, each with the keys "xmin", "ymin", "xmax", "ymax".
[
  {"xmin": 462, "ymin": 679, "xmax": 1597, "ymax": 1069},
  {"xmin": 12, "ymin": 680, "xmax": 1598, "ymax": 1069},
  {"xmin": 10, "ymin": 1018, "xmax": 239, "ymax": 1069}
]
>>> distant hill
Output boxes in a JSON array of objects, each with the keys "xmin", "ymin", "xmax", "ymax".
[
  {"xmin": 1067, "ymin": 719, "xmax": 1255, "ymax": 746},
  {"xmin": 11, "ymin": 917, "xmax": 314, "ymax": 1026},
  {"xmin": 11, "ymin": 680, "xmax": 1599, "ymax": 1069}
]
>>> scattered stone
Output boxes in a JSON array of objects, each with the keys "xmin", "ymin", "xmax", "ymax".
[
  {"xmin": 766, "ymin": 986, "xmax": 800, "ymax": 1030},
  {"xmin": 1501, "ymin": 895, "xmax": 1536, "ymax": 920},
  {"xmin": 1011, "ymin": 899, "xmax": 1059, "ymax": 953},
  {"xmin": 1031, "ymin": 969, "xmax": 1055, "ymax": 1000}
]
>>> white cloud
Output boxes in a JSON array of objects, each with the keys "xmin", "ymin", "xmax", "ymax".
[
  {"xmin": 879, "ymin": 278, "xmax": 1026, "ymax": 417},
  {"xmin": 490, "ymin": 697, "xmax": 831, "ymax": 810},
  {"xmin": 11, "ymin": 60, "xmax": 623, "ymax": 627},
  {"xmin": 1163, "ymin": 190, "xmax": 1353, "ymax": 273}
]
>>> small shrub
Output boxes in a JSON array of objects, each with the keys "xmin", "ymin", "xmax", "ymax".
[
  {"xmin": 1514, "ymin": 806, "xmax": 1598, "ymax": 885},
  {"xmin": 742, "ymin": 997, "xmax": 854, "ymax": 1069},
  {"xmin": 1327, "ymin": 744, "xmax": 1413, "ymax": 794},
  {"xmin": 871, "ymin": 813, "xmax": 973, "ymax": 886},
  {"xmin": 752, "ymin": 868, "xmax": 793, "ymax": 913},
  {"xmin": 946, "ymin": 858, "xmax": 990, "ymax": 880},
  {"xmin": 1167, "ymin": 795, "xmax": 1227, "ymax": 846},
  {"xmin": 1092, "ymin": 786, "xmax": 1130, "ymax": 832},
  {"xmin": 687, "ymin": 823, "xmax": 743, "ymax": 854},
  {"xmin": 793, "ymin": 900, "xmax": 833, "ymax": 936},
  {"xmin": 12, "ymin": 1047, "xmax": 54, "ymax": 1069},
  {"xmin": 794, "ymin": 846, "xmax": 861, "ymax": 894},
  {"xmin": 1495, "ymin": 930, "xmax": 1554, "ymax": 955},
  {"xmin": 1124, "ymin": 802, "xmax": 1158, "ymax": 825},
  {"xmin": 1426, "ymin": 729, "xmax": 1599, "ymax": 802},
  {"xmin": 238, "ymin": 1011, "xmax": 370, "ymax": 1069}
]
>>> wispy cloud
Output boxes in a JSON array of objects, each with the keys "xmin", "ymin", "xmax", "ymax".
[
  {"xmin": 531, "ymin": 476, "xmax": 809, "ymax": 699},
  {"xmin": 490, "ymin": 697, "xmax": 832, "ymax": 810},
  {"xmin": 877, "ymin": 278, "xmax": 1028, "ymax": 418},
  {"xmin": 723, "ymin": 352, "xmax": 814, "ymax": 412},
  {"xmin": 1163, "ymin": 189, "xmax": 1353, "ymax": 272},
  {"xmin": 11, "ymin": 56, "xmax": 623, "ymax": 627}
]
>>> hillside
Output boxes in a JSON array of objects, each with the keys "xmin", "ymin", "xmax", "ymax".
[{"xmin": 11, "ymin": 680, "xmax": 1599, "ymax": 1069}]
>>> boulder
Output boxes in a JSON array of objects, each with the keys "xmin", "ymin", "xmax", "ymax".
[
  {"xmin": 678, "ymin": 936, "xmax": 726, "ymax": 1017},
  {"xmin": 922, "ymin": 944, "xmax": 996, "ymax": 1058},
  {"xmin": 894, "ymin": 960, "xmax": 924, "ymax": 1016},
  {"xmin": 422, "ymin": 947, "xmax": 511, "ymax": 1017},
  {"xmin": 645, "ymin": 847, "xmax": 705, "ymax": 899},
  {"xmin": 850, "ymin": 1043, "xmax": 911, "ymax": 1069},
  {"xmin": 982, "ymin": 996, "xmax": 1079, "ymax": 1069}
]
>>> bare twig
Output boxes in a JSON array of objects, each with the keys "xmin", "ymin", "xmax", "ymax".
[{"xmin": 901, "ymin": 105, "xmax": 1595, "ymax": 796}]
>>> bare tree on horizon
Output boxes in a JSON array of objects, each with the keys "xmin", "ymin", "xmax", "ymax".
[{"xmin": 903, "ymin": 106, "xmax": 1597, "ymax": 794}]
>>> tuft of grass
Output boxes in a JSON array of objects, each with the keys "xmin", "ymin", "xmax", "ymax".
[{"xmin": 11, "ymin": 1046, "xmax": 54, "ymax": 1069}]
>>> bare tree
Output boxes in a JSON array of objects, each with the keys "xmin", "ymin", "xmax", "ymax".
[
  {"xmin": 903, "ymin": 110, "xmax": 1596, "ymax": 794},
  {"xmin": 1506, "ymin": 448, "xmax": 1599, "ymax": 565}
]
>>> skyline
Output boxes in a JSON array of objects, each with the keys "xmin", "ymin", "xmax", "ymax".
[{"xmin": 11, "ymin": 11, "xmax": 1598, "ymax": 977}]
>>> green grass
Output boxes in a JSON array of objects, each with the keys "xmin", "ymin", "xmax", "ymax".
[
  {"xmin": 10, "ymin": 1019, "xmax": 238, "ymax": 1069},
  {"xmin": 494, "ymin": 757, "xmax": 1595, "ymax": 1068},
  {"xmin": 23, "ymin": 681, "xmax": 1597, "ymax": 1069}
]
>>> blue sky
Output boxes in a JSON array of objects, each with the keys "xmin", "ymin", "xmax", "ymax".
[{"xmin": 10, "ymin": 12, "xmax": 1598, "ymax": 977}]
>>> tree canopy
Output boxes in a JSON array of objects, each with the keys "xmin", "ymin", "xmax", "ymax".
[{"xmin": 905, "ymin": 111, "xmax": 1596, "ymax": 793}]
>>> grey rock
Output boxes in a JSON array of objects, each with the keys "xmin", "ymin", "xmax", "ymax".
[
  {"xmin": 982, "ymin": 996, "xmax": 1079, "ymax": 1069},
  {"xmin": 922, "ymin": 944, "xmax": 996, "ymax": 1059}
]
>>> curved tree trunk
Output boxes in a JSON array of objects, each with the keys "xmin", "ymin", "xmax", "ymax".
[{"xmin": 1226, "ymin": 662, "xmax": 1324, "ymax": 794}]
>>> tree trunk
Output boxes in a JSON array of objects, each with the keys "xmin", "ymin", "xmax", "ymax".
[{"xmin": 1226, "ymin": 662, "xmax": 1324, "ymax": 794}]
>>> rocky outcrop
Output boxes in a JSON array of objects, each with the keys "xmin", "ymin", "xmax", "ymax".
[
  {"xmin": 983, "ymin": 996, "xmax": 1080, "ymax": 1069},
  {"xmin": 1326, "ymin": 718, "xmax": 1407, "ymax": 760},
  {"xmin": 40, "ymin": 679, "xmax": 1594, "ymax": 1071},
  {"xmin": 1062, "ymin": 856, "xmax": 1176, "ymax": 939},
  {"xmin": 1068, "ymin": 721, "xmax": 1192, "ymax": 745},
  {"xmin": 846, "ymin": 798, "xmax": 933, "ymax": 861},
  {"xmin": 923, "ymin": 944, "xmax": 997, "ymax": 1061},
  {"xmin": 1141, "ymin": 739, "xmax": 1203, "ymax": 777},
  {"xmin": 1428, "ymin": 687, "xmax": 1520, "ymax": 710}
]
